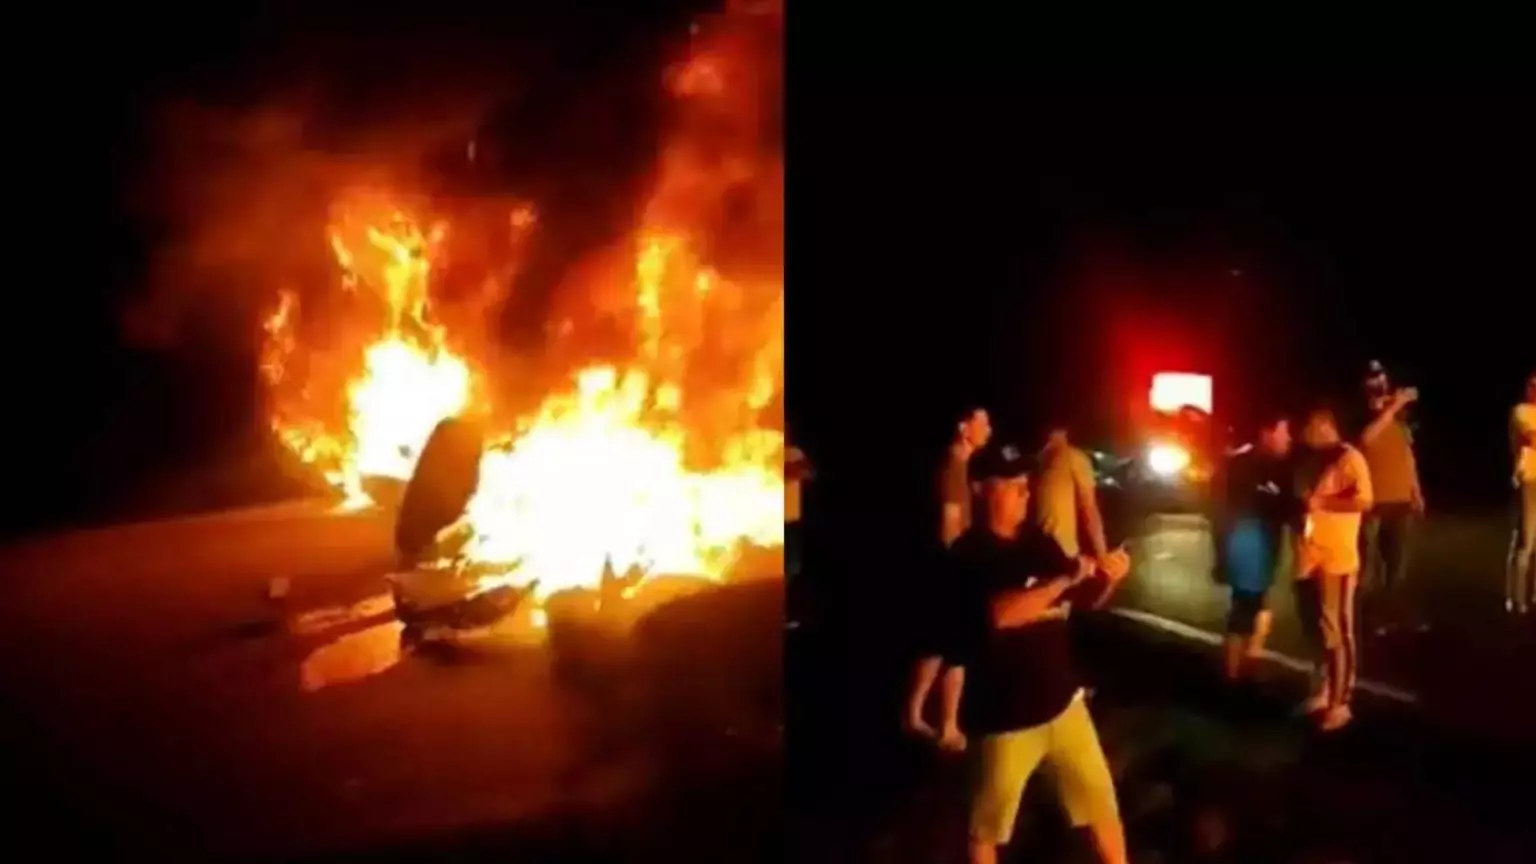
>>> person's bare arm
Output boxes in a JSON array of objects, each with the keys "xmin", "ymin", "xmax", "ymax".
[
  {"xmin": 989, "ymin": 559, "xmax": 1093, "ymax": 629},
  {"xmin": 1072, "ymin": 451, "xmax": 1110, "ymax": 557},
  {"xmin": 989, "ymin": 577, "xmax": 1079, "ymax": 629},
  {"xmin": 941, "ymin": 505, "xmax": 964, "ymax": 548},
  {"xmin": 937, "ymin": 665, "xmax": 965, "ymax": 743},
  {"xmin": 1407, "ymin": 447, "xmax": 1426, "ymax": 512},
  {"xmin": 1073, "ymin": 547, "xmax": 1133, "ymax": 610},
  {"xmin": 939, "ymin": 457, "xmax": 969, "ymax": 547},
  {"xmin": 1362, "ymin": 393, "xmax": 1411, "ymax": 444}
]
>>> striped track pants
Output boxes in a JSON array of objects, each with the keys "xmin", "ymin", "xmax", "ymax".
[{"xmin": 1298, "ymin": 571, "xmax": 1359, "ymax": 707}]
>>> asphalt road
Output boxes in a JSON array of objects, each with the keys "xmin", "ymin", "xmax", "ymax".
[
  {"xmin": 3, "ymin": 500, "xmax": 1528, "ymax": 861},
  {"xmin": 1113, "ymin": 510, "xmax": 1536, "ymax": 744},
  {"xmin": 0, "ymin": 502, "xmax": 782, "ymax": 861},
  {"xmin": 788, "ymin": 507, "xmax": 1536, "ymax": 863}
]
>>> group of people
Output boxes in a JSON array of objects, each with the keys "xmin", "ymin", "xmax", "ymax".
[
  {"xmin": 1216, "ymin": 363, "xmax": 1536, "ymax": 710},
  {"xmin": 1211, "ymin": 401, "xmax": 1372, "ymax": 732},
  {"xmin": 891, "ymin": 364, "xmax": 1536, "ymax": 864},
  {"xmin": 904, "ymin": 406, "xmax": 1132, "ymax": 864}
]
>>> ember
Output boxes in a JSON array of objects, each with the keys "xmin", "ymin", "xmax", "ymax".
[{"xmin": 262, "ymin": 6, "xmax": 784, "ymax": 621}]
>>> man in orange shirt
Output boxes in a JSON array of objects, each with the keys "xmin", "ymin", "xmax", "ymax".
[{"xmin": 1294, "ymin": 406, "xmax": 1373, "ymax": 733}]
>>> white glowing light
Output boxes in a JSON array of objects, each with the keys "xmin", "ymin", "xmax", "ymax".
[
  {"xmin": 1147, "ymin": 443, "xmax": 1191, "ymax": 478},
  {"xmin": 1150, "ymin": 372, "xmax": 1214, "ymax": 415}
]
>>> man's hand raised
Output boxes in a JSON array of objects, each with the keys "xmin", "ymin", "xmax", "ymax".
[
  {"xmin": 1099, "ymin": 546, "xmax": 1132, "ymax": 583},
  {"xmin": 1070, "ymin": 556, "xmax": 1097, "ymax": 585}
]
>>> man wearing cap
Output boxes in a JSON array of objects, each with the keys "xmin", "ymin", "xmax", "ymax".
[
  {"xmin": 1508, "ymin": 371, "xmax": 1536, "ymax": 614},
  {"xmin": 1358, "ymin": 361, "xmax": 1425, "ymax": 633},
  {"xmin": 941, "ymin": 445, "xmax": 1132, "ymax": 864}
]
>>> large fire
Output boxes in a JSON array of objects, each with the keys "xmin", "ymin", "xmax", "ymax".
[{"xmin": 261, "ymin": 11, "xmax": 784, "ymax": 607}]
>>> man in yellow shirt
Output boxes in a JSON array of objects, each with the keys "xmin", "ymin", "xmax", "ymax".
[
  {"xmin": 1295, "ymin": 406, "xmax": 1373, "ymax": 732},
  {"xmin": 1032, "ymin": 425, "xmax": 1109, "ymax": 561},
  {"xmin": 1359, "ymin": 363, "xmax": 1425, "ymax": 633},
  {"xmin": 1508, "ymin": 372, "xmax": 1536, "ymax": 614}
]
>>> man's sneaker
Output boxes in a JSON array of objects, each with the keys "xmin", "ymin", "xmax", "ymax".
[
  {"xmin": 1317, "ymin": 704, "xmax": 1353, "ymax": 732},
  {"xmin": 1297, "ymin": 691, "xmax": 1330, "ymax": 716}
]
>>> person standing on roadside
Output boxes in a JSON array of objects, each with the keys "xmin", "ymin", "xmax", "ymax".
[
  {"xmin": 1212, "ymin": 414, "xmax": 1296, "ymax": 681},
  {"xmin": 785, "ymin": 439, "xmax": 811, "ymax": 579},
  {"xmin": 943, "ymin": 447, "xmax": 1132, "ymax": 864},
  {"xmin": 1507, "ymin": 372, "xmax": 1536, "ymax": 615},
  {"xmin": 1295, "ymin": 406, "xmax": 1374, "ymax": 732},
  {"xmin": 1358, "ymin": 361, "xmax": 1426, "ymax": 634},
  {"xmin": 1034, "ymin": 423, "xmax": 1110, "ymax": 561},
  {"xmin": 905, "ymin": 406, "xmax": 992, "ymax": 740}
]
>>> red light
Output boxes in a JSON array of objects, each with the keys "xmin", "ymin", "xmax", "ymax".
[{"xmin": 1150, "ymin": 372, "xmax": 1213, "ymax": 415}]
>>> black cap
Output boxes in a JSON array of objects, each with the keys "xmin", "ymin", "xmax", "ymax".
[{"xmin": 972, "ymin": 443, "xmax": 1033, "ymax": 482}]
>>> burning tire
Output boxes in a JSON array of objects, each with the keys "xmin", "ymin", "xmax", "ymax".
[{"xmin": 394, "ymin": 416, "xmax": 485, "ymax": 565}]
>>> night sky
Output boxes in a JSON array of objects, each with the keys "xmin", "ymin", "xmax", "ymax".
[
  {"xmin": 3, "ymin": 13, "xmax": 1529, "ymax": 540},
  {"xmin": 790, "ymin": 78, "xmax": 1535, "ymax": 554},
  {"xmin": 6, "ymin": 6, "xmax": 703, "ymax": 536}
]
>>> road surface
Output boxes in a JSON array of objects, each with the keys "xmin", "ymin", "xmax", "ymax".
[
  {"xmin": 0, "ymin": 501, "xmax": 781, "ymax": 860},
  {"xmin": 789, "ymin": 509, "xmax": 1536, "ymax": 863},
  {"xmin": 1115, "ymin": 511, "xmax": 1536, "ymax": 744}
]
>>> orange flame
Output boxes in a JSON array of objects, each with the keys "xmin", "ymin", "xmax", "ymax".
[{"xmin": 264, "ymin": 10, "xmax": 784, "ymax": 607}]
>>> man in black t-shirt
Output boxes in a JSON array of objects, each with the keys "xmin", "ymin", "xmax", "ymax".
[
  {"xmin": 941, "ymin": 446, "xmax": 1131, "ymax": 864},
  {"xmin": 1211, "ymin": 415, "xmax": 1297, "ymax": 681}
]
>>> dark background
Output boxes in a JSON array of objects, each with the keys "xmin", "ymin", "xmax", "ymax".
[
  {"xmin": 3, "ymin": 13, "xmax": 1530, "ymax": 542},
  {"xmin": 5, "ymin": 5, "xmax": 705, "ymax": 538},
  {"xmin": 790, "ymin": 78, "xmax": 1535, "ymax": 566}
]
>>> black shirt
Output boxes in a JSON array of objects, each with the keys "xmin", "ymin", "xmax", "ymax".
[
  {"xmin": 1220, "ymin": 449, "xmax": 1298, "ymax": 531},
  {"xmin": 942, "ymin": 527, "xmax": 1101, "ymax": 734}
]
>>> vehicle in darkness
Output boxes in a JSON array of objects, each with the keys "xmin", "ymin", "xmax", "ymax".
[{"xmin": 1094, "ymin": 372, "xmax": 1222, "ymax": 515}]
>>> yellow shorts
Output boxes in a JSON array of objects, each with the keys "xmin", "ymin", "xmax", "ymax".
[{"xmin": 968, "ymin": 692, "xmax": 1120, "ymax": 844}]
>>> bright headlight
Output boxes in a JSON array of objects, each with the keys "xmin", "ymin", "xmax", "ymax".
[{"xmin": 1147, "ymin": 443, "xmax": 1191, "ymax": 477}]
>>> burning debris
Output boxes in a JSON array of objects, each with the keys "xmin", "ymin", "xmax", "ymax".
[
  {"xmin": 258, "ymin": 5, "xmax": 784, "ymax": 634},
  {"xmin": 388, "ymin": 570, "xmax": 535, "ymax": 634}
]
